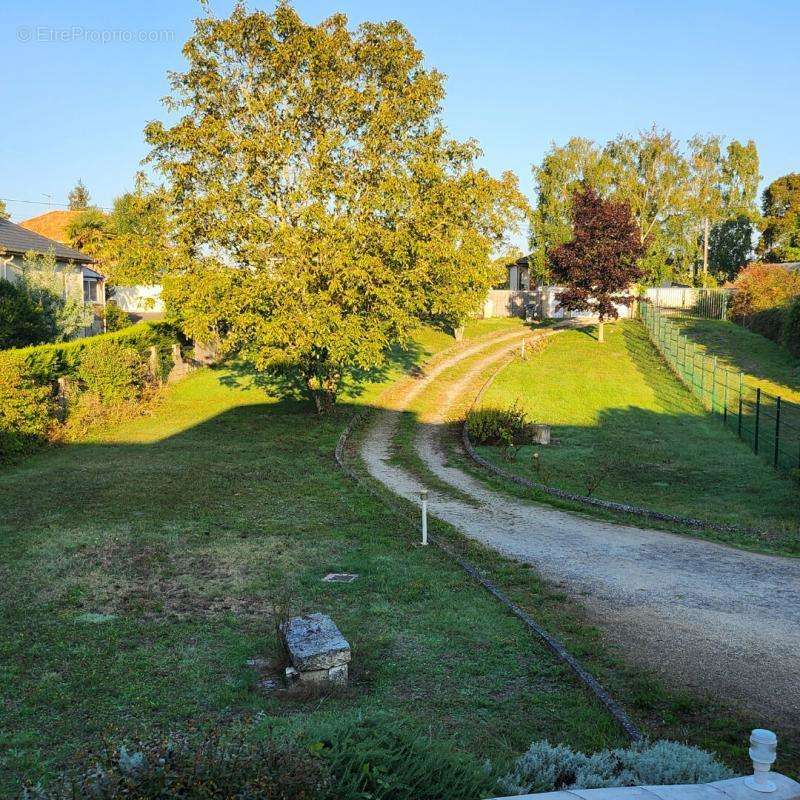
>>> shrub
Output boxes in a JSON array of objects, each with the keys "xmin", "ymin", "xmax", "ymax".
[
  {"xmin": 305, "ymin": 716, "xmax": 494, "ymax": 800},
  {"xmin": 0, "ymin": 279, "xmax": 49, "ymax": 348},
  {"xmin": 745, "ymin": 306, "xmax": 787, "ymax": 344},
  {"xmin": 783, "ymin": 296, "xmax": 800, "ymax": 358},
  {"xmin": 103, "ymin": 301, "xmax": 132, "ymax": 332},
  {"xmin": 24, "ymin": 734, "xmax": 329, "ymax": 799},
  {"xmin": 499, "ymin": 739, "xmax": 733, "ymax": 796},
  {"xmin": 76, "ymin": 339, "xmax": 147, "ymax": 403},
  {"xmin": 0, "ymin": 356, "xmax": 54, "ymax": 462},
  {"xmin": 0, "ymin": 323, "xmax": 180, "ymax": 457},
  {"xmin": 729, "ymin": 263, "xmax": 800, "ymax": 318},
  {"xmin": 467, "ymin": 403, "xmax": 529, "ymax": 445}
]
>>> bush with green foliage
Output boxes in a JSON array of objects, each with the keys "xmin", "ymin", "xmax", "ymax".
[
  {"xmin": 744, "ymin": 306, "xmax": 788, "ymax": 344},
  {"xmin": 305, "ymin": 717, "xmax": 494, "ymax": 800},
  {"xmin": 782, "ymin": 296, "xmax": 800, "ymax": 358},
  {"xmin": 467, "ymin": 403, "xmax": 530, "ymax": 445},
  {"xmin": 18, "ymin": 249, "xmax": 92, "ymax": 342},
  {"xmin": 0, "ymin": 357, "xmax": 54, "ymax": 462},
  {"xmin": 0, "ymin": 278, "xmax": 49, "ymax": 348},
  {"xmin": 76, "ymin": 339, "xmax": 146, "ymax": 403},
  {"xmin": 23, "ymin": 735, "xmax": 329, "ymax": 800},
  {"xmin": 103, "ymin": 301, "xmax": 131, "ymax": 332},
  {"xmin": 28, "ymin": 720, "xmax": 494, "ymax": 800},
  {"xmin": 0, "ymin": 322, "xmax": 179, "ymax": 462},
  {"xmin": 499, "ymin": 739, "xmax": 733, "ymax": 795}
]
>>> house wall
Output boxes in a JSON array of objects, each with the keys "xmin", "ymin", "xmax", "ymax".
[
  {"xmin": 0, "ymin": 254, "xmax": 103, "ymax": 336},
  {"xmin": 113, "ymin": 284, "xmax": 165, "ymax": 314}
]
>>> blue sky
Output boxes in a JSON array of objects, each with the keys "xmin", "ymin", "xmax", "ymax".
[{"xmin": 1, "ymin": 0, "xmax": 798, "ymax": 228}]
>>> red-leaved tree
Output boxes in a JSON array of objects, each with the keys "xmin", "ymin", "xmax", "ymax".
[{"xmin": 549, "ymin": 185, "xmax": 645, "ymax": 342}]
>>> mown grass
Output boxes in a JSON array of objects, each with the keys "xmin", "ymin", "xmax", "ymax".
[
  {"xmin": 3, "ymin": 318, "xmax": 796, "ymax": 795},
  {"xmin": 670, "ymin": 316, "xmax": 800, "ymax": 403},
  {"xmin": 0, "ymin": 321, "xmax": 628, "ymax": 795},
  {"xmin": 473, "ymin": 321, "xmax": 800, "ymax": 551}
]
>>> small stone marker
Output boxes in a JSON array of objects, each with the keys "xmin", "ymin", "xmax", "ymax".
[
  {"xmin": 281, "ymin": 612, "xmax": 351, "ymax": 687},
  {"xmin": 530, "ymin": 424, "xmax": 551, "ymax": 445},
  {"xmin": 322, "ymin": 573, "xmax": 359, "ymax": 583}
]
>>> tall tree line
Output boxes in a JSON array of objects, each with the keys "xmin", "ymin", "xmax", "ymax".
[{"xmin": 529, "ymin": 127, "xmax": 761, "ymax": 285}]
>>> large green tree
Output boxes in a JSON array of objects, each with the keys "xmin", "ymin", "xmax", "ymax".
[
  {"xmin": 530, "ymin": 129, "xmax": 760, "ymax": 285},
  {"xmin": 104, "ymin": 174, "xmax": 173, "ymax": 285},
  {"xmin": 759, "ymin": 173, "xmax": 800, "ymax": 263},
  {"xmin": 65, "ymin": 174, "xmax": 173, "ymax": 285},
  {"xmin": 146, "ymin": 3, "xmax": 527, "ymax": 411},
  {"xmin": 66, "ymin": 208, "xmax": 110, "ymax": 257},
  {"xmin": 529, "ymin": 137, "xmax": 609, "ymax": 282},
  {"xmin": 0, "ymin": 200, "xmax": 10, "ymax": 221},
  {"xmin": 603, "ymin": 127, "xmax": 690, "ymax": 283}
]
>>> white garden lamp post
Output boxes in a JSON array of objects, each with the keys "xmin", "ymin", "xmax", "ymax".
[{"xmin": 420, "ymin": 489, "xmax": 428, "ymax": 546}]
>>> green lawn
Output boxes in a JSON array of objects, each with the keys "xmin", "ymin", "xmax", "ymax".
[
  {"xmin": 474, "ymin": 321, "xmax": 800, "ymax": 551},
  {"xmin": 0, "ymin": 320, "xmax": 788, "ymax": 794},
  {"xmin": 670, "ymin": 316, "xmax": 800, "ymax": 403}
]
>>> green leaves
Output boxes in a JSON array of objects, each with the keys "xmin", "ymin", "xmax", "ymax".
[
  {"xmin": 530, "ymin": 129, "xmax": 762, "ymax": 285},
  {"xmin": 148, "ymin": 3, "xmax": 528, "ymax": 410}
]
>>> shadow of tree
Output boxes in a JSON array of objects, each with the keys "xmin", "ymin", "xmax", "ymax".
[
  {"xmin": 216, "ymin": 336, "xmax": 430, "ymax": 403},
  {"xmin": 670, "ymin": 317, "xmax": 800, "ymax": 394}
]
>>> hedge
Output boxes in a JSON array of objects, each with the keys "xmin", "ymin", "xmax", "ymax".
[{"xmin": 0, "ymin": 322, "xmax": 182, "ymax": 463}]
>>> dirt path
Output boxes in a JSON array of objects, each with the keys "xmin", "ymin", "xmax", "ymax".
[{"xmin": 359, "ymin": 330, "xmax": 800, "ymax": 731}]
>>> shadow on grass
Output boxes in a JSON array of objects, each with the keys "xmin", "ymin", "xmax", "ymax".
[
  {"xmin": 216, "ymin": 336, "xmax": 430, "ymax": 402},
  {"xmin": 670, "ymin": 317, "xmax": 800, "ymax": 394}
]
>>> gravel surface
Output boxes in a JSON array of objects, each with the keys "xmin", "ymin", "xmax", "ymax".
[{"xmin": 359, "ymin": 332, "xmax": 800, "ymax": 732}]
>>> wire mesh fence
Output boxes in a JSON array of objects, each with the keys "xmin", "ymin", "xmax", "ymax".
[
  {"xmin": 639, "ymin": 301, "xmax": 800, "ymax": 475},
  {"xmin": 641, "ymin": 287, "xmax": 731, "ymax": 320}
]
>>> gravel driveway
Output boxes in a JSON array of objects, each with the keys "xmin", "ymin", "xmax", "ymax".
[{"xmin": 359, "ymin": 331, "xmax": 800, "ymax": 732}]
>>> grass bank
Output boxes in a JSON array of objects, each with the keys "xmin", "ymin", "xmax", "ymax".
[
  {"xmin": 669, "ymin": 316, "xmax": 800, "ymax": 403},
  {"xmin": 472, "ymin": 321, "xmax": 800, "ymax": 551}
]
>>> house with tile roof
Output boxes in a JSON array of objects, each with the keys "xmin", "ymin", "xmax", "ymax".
[{"xmin": 0, "ymin": 217, "xmax": 106, "ymax": 335}]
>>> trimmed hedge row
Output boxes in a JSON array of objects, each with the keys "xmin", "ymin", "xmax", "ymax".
[
  {"xmin": 0, "ymin": 322, "xmax": 181, "ymax": 463},
  {"xmin": 733, "ymin": 295, "xmax": 800, "ymax": 357}
]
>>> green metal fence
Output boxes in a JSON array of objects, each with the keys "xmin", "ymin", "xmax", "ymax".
[{"xmin": 639, "ymin": 301, "xmax": 800, "ymax": 474}]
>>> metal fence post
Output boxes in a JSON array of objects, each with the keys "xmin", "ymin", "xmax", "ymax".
[
  {"xmin": 738, "ymin": 372, "xmax": 744, "ymax": 438},
  {"xmin": 712, "ymin": 356, "xmax": 717, "ymax": 413},
  {"xmin": 754, "ymin": 387, "xmax": 761, "ymax": 454},
  {"xmin": 700, "ymin": 354, "xmax": 706, "ymax": 404},
  {"xmin": 774, "ymin": 397, "xmax": 781, "ymax": 468},
  {"xmin": 723, "ymin": 368, "xmax": 728, "ymax": 424}
]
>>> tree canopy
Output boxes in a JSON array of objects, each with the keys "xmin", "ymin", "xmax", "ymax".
[
  {"xmin": 549, "ymin": 185, "xmax": 644, "ymax": 342},
  {"xmin": 759, "ymin": 173, "xmax": 800, "ymax": 263},
  {"xmin": 145, "ymin": 3, "xmax": 528, "ymax": 411},
  {"xmin": 529, "ymin": 129, "xmax": 760, "ymax": 284},
  {"xmin": 65, "ymin": 174, "xmax": 173, "ymax": 286},
  {"xmin": 0, "ymin": 200, "xmax": 9, "ymax": 221}
]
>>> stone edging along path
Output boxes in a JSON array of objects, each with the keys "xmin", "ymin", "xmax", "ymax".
[
  {"xmin": 333, "ymin": 339, "xmax": 643, "ymax": 743},
  {"xmin": 460, "ymin": 331, "xmax": 769, "ymax": 539}
]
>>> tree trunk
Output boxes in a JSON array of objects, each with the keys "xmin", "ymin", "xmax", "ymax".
[
  {"xmin": 702, "ymin": 216, "xmax": 709, "ymax": 278},
  {"xmin": 598, "ymin": 318, "xmax": 604, "ymax": 343},
  {"xmin": 308, "ymin": 369, "xmax": 340, "ymax": 415}
]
